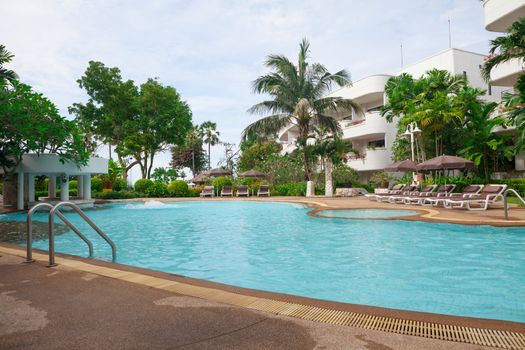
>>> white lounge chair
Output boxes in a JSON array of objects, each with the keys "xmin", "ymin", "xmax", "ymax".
[
  {"xmin": 257, "ymin": 185, "xmax": 270, "ymax": 197},
  {"xmin": 444, "ymin": 184, "xmax": 507, "ymax": 210},
  {"xmin": 200, "ymin": 186, "xmax": 214, "ymax": 197},
  {"xmin": 365, "ymin": 184, "xmax": 406, "ymax": 201},
  {"xmin": 399, "ymin": 185, "xmax": 437, "ymax": 204},
  {"xmin": 236, "ymin": 185, "xmax": 249, "ymax": 197},
  {"xmin": 221, "ymin": 185, "xmax": 233, "ymax": 197},
  {"xmin": 424, "ymin": 184, "xmax": 482, "ymax": 207}
]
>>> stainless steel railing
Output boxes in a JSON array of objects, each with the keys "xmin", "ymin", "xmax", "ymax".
[
  {"xmin": 26, "ymin": 201, "xmax": 116, "ymax": 266},
  {"xmin": 502, "ymin": 189, "xmax": 525, "ymax": 220}
]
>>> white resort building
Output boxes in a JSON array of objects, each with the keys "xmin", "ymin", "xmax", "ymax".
[{"xmin": 278, "ymin": 48, "xmax": 510, "ymax": 182}]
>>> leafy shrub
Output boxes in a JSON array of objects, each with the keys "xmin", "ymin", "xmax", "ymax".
[
  {"xmin": 187, "ymin": 188, "xmax": 201, "ymax": 197},
  {"xmin": 0, "ymin": 181, "xmax": 3, "ymax": 195},
  {"xmin": 91, "ymin": 177, "xmax": 103, "ymax": 192},
  {"xmin": 423, "ymin": 175, "xmax": 485, "ymax": 192},
  {"xmin": 211, "ymin": 176, "xmax": 233, "ymax": 194},
  {"xmin": 69, "ymin": 180, "xmax": 78, "ymax": 190},
  {"xmin": 167, "ymin": 180, "xmax": 188, "ymax": 197},
  {"xmin": 35, "ymin": 177, "xmax": 48, "ymax": 191},
  {"xmin": 369, "ymin": 170, "xmax": 394, "ymax": 188},
  {"xmin": 93, "ymin": 191, "xmax": 139, "ymax": 199},
  {"xmin": 333, "ymin": 165, "xmax": 359, "ymax": 187},
  {"xmin": 494, "ymin": 178, "xmax": 525, "ymax": 195},
  {"xmin": 146, "ymin": 181, "xmax": 168, "ymax": 197},
  {"xmin": 134, "ymin": 178, "xmax": 154, "ymax": 193},
  {"xmin": 276, "ymin": 182, "xmax": 306, "ymax": 196},
  {"xmin": 112, "ymin": 178, "xmax": 129, "ymax": 192}
]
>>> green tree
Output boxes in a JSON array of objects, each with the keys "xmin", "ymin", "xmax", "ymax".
[
  {"xmin": 0, "ymin": 80, "xmax": 89, "ymax": 179},
  {"xmin": 200, "ymin": 121, "xmax": 220, "ymax": 170},
  {"xmin": 0, "ymin": 45, "xmax": 18, "ymax": 85},
  {"xmin": 171, "ymin": 126, "xmax": 207, "ymax": 177},
  {"xmin": 313, "ymin": 134, "xmax": 353, "ymax": 196},
  {"xmin": 151, "ymin": 167, "xmax": 180, "ymax": 184},
  {"xmin": 481, "ymin": 18, "xmax": 525, "ymax": 81},
  {"xmin": 237, "ymin": 140, "xmax": 281, "ymax": 172},
  {"xmin": 243, "ymin": 38, "xmax": 361, "ymax": 180},
  {"xmin": 69, "ymin": 61, "xmax": 139, "ymax": 180},
  {"xmin": 459, "ymin": 102, "xmax": 513, "ymax": 182},
  {"xmin": 120, "ymin": 79, "xmax": 192, "ymax": 179}
]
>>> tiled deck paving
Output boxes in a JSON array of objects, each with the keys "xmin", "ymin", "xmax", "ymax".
[{"xmin": 1, "ymin": 196, "xmax": 524, "ymax": 349}]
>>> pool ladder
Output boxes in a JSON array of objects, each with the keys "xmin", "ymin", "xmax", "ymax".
[
  {"xmin": 502, "ymin": 189, "xmax": 525, "ymax": 220},
  {"xmin": 26, "ymin": 201, "xmax": 116, "ymax": 266}
]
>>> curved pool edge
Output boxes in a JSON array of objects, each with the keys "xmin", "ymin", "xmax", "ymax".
[
  {"xmin": 1, "ymin": 243, "xmax": 523, "ymax": 350},
  {"xmin": 95, "ymin": 196, "xmax": 525, "ymax": 227}
]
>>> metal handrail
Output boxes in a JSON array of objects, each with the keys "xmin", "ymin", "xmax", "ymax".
[
  {"xmin": 26, "ymin": 203, "xmax": 94, "ymax": 263},
  {"xmin": 48, "ymin": 201, "xmax": 116, "ymax": 266},
  {"xmin": 502, "ymin": 189, "xmax": 525, "ymax": 220}
]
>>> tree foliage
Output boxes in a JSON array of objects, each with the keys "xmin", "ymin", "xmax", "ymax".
[
  {"xmin": 0, "ymin": 80, "xmax": 89, "ymax": 178},
  {"xmin": 244, "ymin": 38, "xmax": 361, "ymax": 180},
  {"xmin": 200, "ymin": 121, "xmax": 220, "ymax": 170},
  {"xmin": 0, "ymin": 44, "xmax": 18, "ymax": 85},
  {"xmin": 171, "ymin": 127, "xmax": 207, "ymax": 177},
  {"xmin": 237, "ymin": 140, "xmax": 281, "ymax": 172}
]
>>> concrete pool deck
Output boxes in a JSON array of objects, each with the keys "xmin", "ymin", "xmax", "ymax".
[
  {"xmin": 1, "ymin": 196, "xmax": 525, "ymax": 349},
  {"xmin": 0, "ymin": 250, "xmax": 519, "ymax": 350}
]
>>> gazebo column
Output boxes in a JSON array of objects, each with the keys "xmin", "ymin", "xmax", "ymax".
[
  {"xmin": 17, "ymin": 172, "xmax": 24, "ymax": 210},
  {"xmin": 83, "ymin": 175, "xmax": 91, "ymax": 200},
  {"xmin": 28, "ymin": 174, "xmax": 35, "ymax": 203},
  {"xmin": 48, "ymin": 176, "xmax": 57, "ymax": 198},
  {"xmin": 77, "ymin": 175, "xmax": 84, "ymax": 198},
  {"xmin": 60, "ymin": 174, "xmax": 69, "ymax": 201}
]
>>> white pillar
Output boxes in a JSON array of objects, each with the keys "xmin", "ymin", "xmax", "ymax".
[
  {"xmin": 77, "ymin": 175, "xmax": 84, "ymax": 198},
  {"xmin": 83, "ymin": 175, "xmax": 91, "ymax": 200},
  {"xmin": 306, "ymin": 180, "xmax": 315, "ymax": 197},
  {"xmin": 60, "ymin": 174, "xmax": 69, "ymax": 201},
  {"xmin": 28, "ymin": 174, "xmax": 35, "ymax": 203},
  {"xmin": 48, "ymin": 176, "xmax": 57, "ymax": 198},
  {"xmin": 17, "ymin": 172, "xmax": 24, "ymax": 210}
]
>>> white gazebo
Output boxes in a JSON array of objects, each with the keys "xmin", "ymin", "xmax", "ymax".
[{"xmin": 7, "ymin": 154, "xmax": 108, "ymax": 210}]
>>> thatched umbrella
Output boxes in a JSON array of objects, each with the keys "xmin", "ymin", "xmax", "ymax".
[
  {"xmin": 416, "ymin": 155, "xmax": 475, "ymax": 172},
  {"xmin": 238, "ymin": 169, "xmax": 266, "ymax": 178},
  {"xmin": 209, "ymin": 168, "xmax": 232, "ymax": 177},
  {"xmin": 191, "ymin": 171, "xmax": 209, "ymax": 184},
  {"xmin": 384, "ymin": 159, "xmax": 418, "ymax": 172}
]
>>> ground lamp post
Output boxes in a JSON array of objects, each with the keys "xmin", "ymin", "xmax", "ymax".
[{"xmin": 403, "ymin": 122, "xmax": 422, "ymax": 162}]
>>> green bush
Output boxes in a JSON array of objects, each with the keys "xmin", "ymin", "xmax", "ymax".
[
  {"xmin": 333, "ymin": 165, "xmax": 359, "ymax": 187},
  {"xmin": 0, "ymin": 181, "xmax": 3, "ymax": 195},
  {"xmin": 494, "ymin": 178, "xmax": 525, "ymax": 195},
  {"xmin": 146, "ymin": 181, "xmax": 168, "ymax": 197},
  {"xmin": 91, "ymin": 177, "xmax": 103, "ymax": 192},
  {"xmin": 423, "ymin": 175, "xmax": 485, "ymax": 192},
  {"xmin": 134, "ymin": 178, "xmax": 154, "ymax": 193},
  {"xmin": 167, "ymin": 180, "xmax": 188, "ymax": 197},
  {"xmin": 34, "ymin": 189, "xmax": 77, "ymax": 198},
  {"xmin": 187, "ymin": 188, "xmax": 201, "ymax": 197},
  {"xmin": 212, "ymin": 176, "xmax": 233, "ymax": 194},
  {"xmin": 35, "ymin": 177, "xmax": 48, "ymax": 191},
  {"xmin": 93, "ymin": 191, "xmax": 139, "ymax": 199},
  {"xmin": 112, "ymin": 178, "xmax": 128, "ymax": 192},
  {"xmin": 276, "ymin": 182, "xmax": 306, "ymax": 196},
  {"xmin": 69, "ymin": 180, "xmax": 78, "ymax": 190}
]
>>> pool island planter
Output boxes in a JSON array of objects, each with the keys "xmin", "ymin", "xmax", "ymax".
[{"xmin": 0, "ymin": 243, "xmax": 523, "ymax": 350}]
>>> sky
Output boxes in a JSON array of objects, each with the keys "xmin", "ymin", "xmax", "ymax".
[{"xmin": 1, "ymin": 0, "xmax": 498, "ymax": 182}]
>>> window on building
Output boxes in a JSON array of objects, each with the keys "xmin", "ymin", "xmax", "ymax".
[{"xmin": 368, "ymin": 139, "xmax": 385, "ymax": 148}]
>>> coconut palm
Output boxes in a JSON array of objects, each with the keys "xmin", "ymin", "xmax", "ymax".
[
  {"xmin": 243, "ymin": 38, "xmax": 361, "ymax": 180},
  {"xmin": 0, "ymin": 45, "xmax": 18, "ymax": 85},
  {"xmin": 201, "ymin": 121, "xmax": 220, "ymax": 170},
  {"xmin": 186, "ymin": 126, "xmax": 203, "ymax": 176},
  {"xmin": 481, "ymin": 18, "xmax": 525, "ymax": 81}
]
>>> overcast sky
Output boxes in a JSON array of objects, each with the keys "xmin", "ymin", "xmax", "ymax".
[{"xmin": 1, "ymin": 0, "xmax": 497, "ymax": 181}]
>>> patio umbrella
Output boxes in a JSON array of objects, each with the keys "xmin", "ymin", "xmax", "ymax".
[
  {"xmin": 384, "ymin": 159, "xmax": 418, "ymax": 172},
  {"xmin": 209, "ymin": 168, "xmax": 232, "ymax": 177},
  {"xmin": 416, "ymin": 155, "xmax": 475, "ymax": 172},
  {"xmin": 238, "ymin": 169, "xmax": 266, "ymax": 178}
]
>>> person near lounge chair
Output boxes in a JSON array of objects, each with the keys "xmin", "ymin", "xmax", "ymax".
[
  {"xmin": 237, "ymin": 185, "xmax": 249, "ymax": 197},
  {"xmin": 257, "ymin": 185, "xmax": 270, "ymax": 197},
  {"xmin": 200, "ymin": 186, "xmax": 214, "ymax": 197},
  {"xmin": 423, "ymin": 184, "xmax": 482, "ymax": 207},
  {"xmin": 443, "ymin": 184, "xmax": 507, "ymax": 210},
  {"xmin": 365, "ymin": 184, "xmax": 406, "ymax": 201},
  {"xmin": 221, "ymin": 185, "xmax": 233, "ymax": 197}
]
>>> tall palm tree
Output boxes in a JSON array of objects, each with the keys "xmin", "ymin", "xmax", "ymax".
[
  {"xmin": 201, "ymin": 121, "xmax": 220, "ymax": 170},
  {"xmin": 314, "ymin": 133, "xmax": 353, "ymax": 196},
  {"xmin": 0, "ymin": 45, "xmax": 18, "ymax": 86},
  {"xmin": 481, "ymin": 18, "xmax": 525, "ymax": 81},
  {"xmin": 243, "ymin": 38, "xmax": 361, "ymax": 180},
  {"xmin": 186, "ymin": 126, "xmax": 203, "ymax": 176}
]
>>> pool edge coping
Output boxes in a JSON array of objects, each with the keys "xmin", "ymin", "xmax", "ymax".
[{"xmin": 1, "ymin": 243, "xmax": 524, "ymax": 350}]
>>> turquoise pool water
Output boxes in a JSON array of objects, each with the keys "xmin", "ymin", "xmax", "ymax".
[
  {"xmin": 316, "ymin": 209, "xmax": 419, "ymax": 219},
  {"xmin": 1, "ymin": 201, "xmax": 524, "ymax": 322}
]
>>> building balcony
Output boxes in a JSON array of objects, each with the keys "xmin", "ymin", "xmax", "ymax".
[
  {"xmin": 484, "ymin": 0, "xmax": 525, "ymax": 32},
  {"xmin": 346, "ymin": 148, "xmax": 391, "ymax": 172},
  {"xmin": 328, "ymin": 74, "xmax": 391, "ymax": 105},
  {"xmin": 341, "ymin": 111, "xmax": 391, "ymax": 140},
  {"xmin": 489, "ymin": 58, "xmax": 525, "ymax": 86}
]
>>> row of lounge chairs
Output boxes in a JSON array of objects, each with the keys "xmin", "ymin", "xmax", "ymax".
[
  {"xmin": 199, "ymin": 185, "xmax": 270, "ymax": 197},
  {"xmin": 365, "ymin": 183, "xmax": 508, "ymax": 211}
]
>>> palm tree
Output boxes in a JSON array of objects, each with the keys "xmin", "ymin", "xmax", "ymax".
[
  {"xmin": 481, "ymin": 18, "xmax": 525, "ymax": 81},
  {"xmin": 0, "ymin": 45, "xmax": 18, "ymax": 86},
  {"xmin": 314, "ymin": 133, "xmax": 353, "ymax": 196},
  {"xmin": 186, "ymin": 126, "xmax": 203, "ymax": 176},
  {"xmin": 201, "ymin": 121, "xmax": 220, "ymax": 170},
  {"xmin": 243, "ymin": 38, "xmax": 361, "ymax": 181}
]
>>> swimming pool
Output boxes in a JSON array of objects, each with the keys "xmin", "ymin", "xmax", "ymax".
[{"xmin": 1, "ymin": 201, "xmax": 524, "ymax": 323}]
